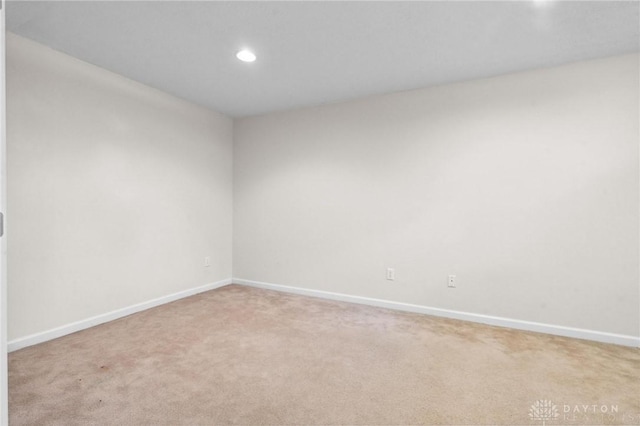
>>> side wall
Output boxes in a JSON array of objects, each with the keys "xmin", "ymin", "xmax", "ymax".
[
  {"xmin": 7, "ymin": 33, "xmax": 233, "ymax": 342},
  {"xmin": 234, "ymin": 54, "xmax": 640, "ymax": 340}
]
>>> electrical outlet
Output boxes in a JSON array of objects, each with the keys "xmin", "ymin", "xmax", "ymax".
[
  {"xmin": 386, "ymin": 268, "xmax": 395, "ymax": 281},
  {"xmin": 448, "ymin": 275, "xmax": 456, "ymax": 288},
  {"xmin": 204, "ymin": 256, "xmax": 211, "ymax": 267}
]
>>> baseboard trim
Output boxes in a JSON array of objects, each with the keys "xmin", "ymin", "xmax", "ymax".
[
  {"xmin": 8, "ymin": 278, "xmax": 233, "ymax": 352},
  {"xmin": 234, "ymin": 278, "xmax": 640, "ymax": 348}
]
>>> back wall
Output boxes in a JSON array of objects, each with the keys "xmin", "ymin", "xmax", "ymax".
[{"xmin": 233, "ymin": 53, "xmax": 639, "ymax": 340}]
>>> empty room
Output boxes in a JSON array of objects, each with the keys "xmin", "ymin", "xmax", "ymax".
[{"xmin": 0, "ymin": 0, "xmax": 639, "ymax": 425}]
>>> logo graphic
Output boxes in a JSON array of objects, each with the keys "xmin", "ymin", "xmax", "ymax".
[{"xmin": 530, "ymin": 399, "xmax": 559, "ymax": 425}]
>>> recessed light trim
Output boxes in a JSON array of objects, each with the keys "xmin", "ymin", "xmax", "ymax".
[
  {"xmin": 532, "ymin": 0, "xmax": 554, "ymax": 8},
  {"xmin": 236, "ymin": 49, "xmax": 256, "ymax": 63}
]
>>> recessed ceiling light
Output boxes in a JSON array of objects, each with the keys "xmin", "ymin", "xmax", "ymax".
[
  {"xmin": 532, "ymin": 0, "xmax": 554, "ymax": 7},
  {"xmin": 236, "ymin": 49, "xmax": 256, "ymax": 63}
]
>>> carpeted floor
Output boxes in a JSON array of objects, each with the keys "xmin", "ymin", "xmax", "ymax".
[{"xmin": 8, "ymin": 284, "xmax": 640, "ymax": 425}]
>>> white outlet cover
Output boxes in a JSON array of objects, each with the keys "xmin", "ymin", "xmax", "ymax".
[
  {"xmin": 386, "ymin": 268, "xmax": 395, "ymax": 280},
  {"xmin": 448, "ymin": 275, "xmax": 456, "ymax": 287}
]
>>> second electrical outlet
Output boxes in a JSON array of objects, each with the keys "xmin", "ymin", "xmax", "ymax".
[{"xmin": 386, "ymin": 268, "xmax": 395, "ymax": 281}]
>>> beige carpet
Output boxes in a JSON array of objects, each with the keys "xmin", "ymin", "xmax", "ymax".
[{"xmin": 9, "ymin": 284, "xmax": 640, "ymax": 425}]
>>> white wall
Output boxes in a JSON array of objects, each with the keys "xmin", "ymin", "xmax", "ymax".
[
  {"xmin": 6, "ymin": 33, "xmax": 233, "ymax": 341},
  {"xmin": 234, "ymin": 54, "xmax": 640, "ymax": 338}
]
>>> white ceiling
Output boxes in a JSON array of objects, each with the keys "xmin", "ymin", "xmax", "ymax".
[{"xmin": 6, "ymin": 1, "xmax": 639, "ymax": 117}]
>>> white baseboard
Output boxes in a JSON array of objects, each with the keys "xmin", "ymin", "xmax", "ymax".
[
  {"xmin": 8, "ymin": 278, "xmax": 233, "ymax": 352},
  {"xmin": 10, "ymin": 277, "xmax": 638, "ymax": 351},
  {"xmin": 234, "ymin": 278, "xmax": 640, "ymax": 348}
]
